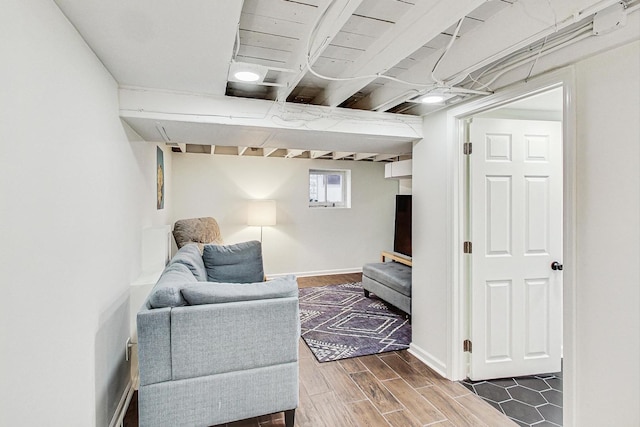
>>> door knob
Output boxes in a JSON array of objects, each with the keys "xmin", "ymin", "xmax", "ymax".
[{"xmin": 551, "ymin": 261, "xmax": 563, "ymax": 271}]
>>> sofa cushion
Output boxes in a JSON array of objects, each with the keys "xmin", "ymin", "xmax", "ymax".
[
  {"xmin": 148, "ymin": 263, "xmax": 198, "ymax": 308},
  {"xmin": 169, "ymin": 243, "xmax": 207, "ymax": 281},
  {"xmin": 181, "ymin": 275, "xmax": 298, "ymax": 305},
  {"xmin": 202, "ymin": 241, "xmax": 264, "ymax": 283},
  {"xmin": 362, "ymin": 261, "xmax": 412, "ymax": 297}
]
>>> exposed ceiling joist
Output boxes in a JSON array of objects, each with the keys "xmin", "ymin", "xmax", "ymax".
[
  {"xmin": 276, "ymin": 0, "xmax": 364, "ymax": 101},
  {"xmin": 333, "ymin": 151, "xmax": 354, "ymax": 160},
  {"xmin": 313, "ymin": 0, "xmax": 487, "ymax": 107},
  {"xmin": 286, "ymin": 149, "xmax": 305, "ymax": 158},
  {"xmin": 354, "ymin": 152, "xmax": 376, "ymax": 161},
  {"xmin": 374, "ymin": 153, "xmax": 398, "ymax": 162},
  {"xmin": 358, "ymin": 0, "xmax": 624, "ymax": 113},
  {"xmin": 54, "ymin": 0, "xmax": 630, "ymax": 161},
  {"xmin": 167, "ymin": 142, "xmax": 187, "ymax": 153},
  {"xmin": 310, "ymin": 150, "xmax": 332, "ymax": 159},
  {"xmin": 263, "ymin": 147, "xmax": 278, "ymax": 157}
]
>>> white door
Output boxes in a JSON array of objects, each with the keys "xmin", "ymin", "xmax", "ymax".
[{"xmin": 468, "ymin": 118, "xmax": 563, "ymax": 380}]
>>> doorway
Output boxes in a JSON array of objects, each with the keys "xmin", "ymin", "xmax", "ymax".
[
  {"xmin": 466, "ymin": 88, "xmax": 564, "ymax": 381},
  {"xmin": 446, "ymin": 68, "xmax": 577, "ymax": 426},
  {"xmin": 463, "ymin": 88, "xmax": 565, "ymax": 426}
]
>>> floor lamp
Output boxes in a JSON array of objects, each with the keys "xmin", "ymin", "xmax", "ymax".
[{"xmin": 248, "ymin": 199, "xmax": 276, "ymax": 242}]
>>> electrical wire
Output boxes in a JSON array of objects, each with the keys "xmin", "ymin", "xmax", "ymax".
[
  {"xmin": 431, "ymin": 17, "xmax": 465, "ymax": 86},
  {"xmin": 547, "ymin": 0, "xmax": 559, "ymax": 32},
  {"xmin": 463, "ymin": 21, "xmax": 593, "ymax": 91},
  {"xmin": 303, "ymin": 0, "xmax": 443, "ymax": 89},
  {"xmin": 303, "ymin": 54, "xmax": 438, "ymax": 88},
  {"xmin": 445, "ymin": 0, "xmax": 606, "ymax": 91},
  {"xmin": 234, "ymin": 25, "xmax": 240, "ymax": 60},
  {"xmin": 524, "ymin": 35, "xmax": 548, "ymax": 82}
]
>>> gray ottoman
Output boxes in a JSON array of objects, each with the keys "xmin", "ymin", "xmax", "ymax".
[{"xmin": 362, "ymin": 261, "xmax": 412, "ymax": 316}]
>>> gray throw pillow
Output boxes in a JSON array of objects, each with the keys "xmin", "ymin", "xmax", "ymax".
[
  {"xmin": 202, "ymin": 241, "xmax": 264, "ymax": 283},
  {"xmin": 149, "ymin": 263, "xmax": 198, "ymax": 308},
  {"xmin": 169, "ymin": 243, "xmax": 207, "ymax": 281},
  {"xmin": 181, "ymin": 275, "xmax": 298, "ymax": 305}
]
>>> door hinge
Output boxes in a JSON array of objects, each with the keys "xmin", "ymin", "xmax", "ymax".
[
  {"xmin": 463, "ymin": 339, "xmax": 473, "ymax": 353},
  {"xmin": 463, "ymin": 241, "xmax": 472, "ymax": 254},
  {"xmin": 463, "ymin": 142, "xmax": 472, "ymax": 155}
]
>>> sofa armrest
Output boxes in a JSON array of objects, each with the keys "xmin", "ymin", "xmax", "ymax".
[
  {"xmin": 169, "ymin": 297, "xmax": 299, "ymax": 381},
  {"xmin": 137, "ymin": 307, "xmax": 172, "ymax": 386}
]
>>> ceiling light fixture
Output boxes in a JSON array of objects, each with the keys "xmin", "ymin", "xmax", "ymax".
[
  {"xmin": 419, "ymin": 94, "xmax": 446, "ymax": 104},
  {"xmin": 228, "ymin": 61, "xmax": 268, "ymax": 84},
  {"xmin": 234, "ymin": 70, "xmax": 261, "ymax": 82}
]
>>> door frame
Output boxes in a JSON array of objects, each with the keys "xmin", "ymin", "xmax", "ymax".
[{"xmin": 444, "ymin": 67, "xmax": 577, "ymax": 424}]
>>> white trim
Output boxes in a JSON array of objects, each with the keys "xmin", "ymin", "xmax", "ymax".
[
  {"xmin": 408, "ymin": 343, "xmax": 447, "ymax": 377},
  {"xmin": 445, "ymin": 67, "xmax": 577, "ymax": 425},
  {"xmin": 108, "ymin": 379, "xmax": 134, "ymax": 427},
  {"xmin": 267, "ymin": 267, "xmax": 362, "ymax": 279},
  {"xmin": 559, "ymin": 67, "xmax": 578, "ymax": 427},
  {"xmin": 445, "ymin": 108, "xmax": 465, "ymax": 381}
]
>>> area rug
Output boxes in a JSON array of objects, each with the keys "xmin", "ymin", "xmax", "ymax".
[{"xmin": 298, "ymin": 282, "xmax": 411, "ymax": 362}]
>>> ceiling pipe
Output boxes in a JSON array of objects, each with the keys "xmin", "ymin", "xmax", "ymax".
[
  {"xmin": 445, "ymin": 0, "xmax": 625, "ymax": 89},
  {"xmin": 469, "ymin": 26, "xmax": 594, "ymax": 90}
]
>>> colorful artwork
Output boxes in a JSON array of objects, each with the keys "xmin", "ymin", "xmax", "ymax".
[{"xmin": 157, "ymin": 146, "xmax": 164, "ymax": 210}]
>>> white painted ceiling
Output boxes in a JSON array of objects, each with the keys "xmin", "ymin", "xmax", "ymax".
[{"xmin": 53, "ymin": 0, "xmax": 639, "ymax": 159}]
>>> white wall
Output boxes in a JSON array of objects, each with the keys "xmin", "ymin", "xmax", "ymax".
[
  {"xmin": 574, "ymin": 40, "xmax": 640, "ymax": 426},
  {"xmin": 171, "ymin": 154, "xmax": 398, "ymax": 276},
  {"xmin": 0, "ymin": 1, "xmax": 171, "ymax": 425},
  {"xmin": 411, "ymin": 40, "xmax": 640, "ymax": 424},
  {"xmin": 411, "ymin": 112, "xmax": 449, "ymax": 372},
  {"xmin": 399, "ymin": 179, "xmax": 413, "ymax": 195}
]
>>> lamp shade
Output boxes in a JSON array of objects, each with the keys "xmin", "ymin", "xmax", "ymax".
[{"xmin": 248, "ymin": 200, "xmax": 276, "ymax": 226}]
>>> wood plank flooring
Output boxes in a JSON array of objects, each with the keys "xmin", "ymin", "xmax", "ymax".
[{"xmin": 124, "ymin": 273, "xmax": 516, "ymax": 427}]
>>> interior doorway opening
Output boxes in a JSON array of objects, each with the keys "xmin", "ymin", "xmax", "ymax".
[
  {"xmin": 461, "ymin": 87, "xmax": 565, "ymax": 426},
  {"xmin": 465, "ymin": 87, "xmax": 564, "ymax": 381}
]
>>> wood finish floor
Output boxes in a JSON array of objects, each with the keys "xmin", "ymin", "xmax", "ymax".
[{"xmin": 124, "ymin": 273, "xmax": 516, "ymax": 427}]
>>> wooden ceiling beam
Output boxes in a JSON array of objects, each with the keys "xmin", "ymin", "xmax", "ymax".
[
  {"xmin": 354, "ymin": 152, "xmax": 376, "ymax": 161},
  {"xmin": 333, "ymin": 151, "xmax": 354, "ymax": 160},
  {"xmin": 285, "ymin": 149, "xmax": 305, "ymax": 158},
  {"xmin": 263, "ymin": 147, "xmax": 279, "ymax": 157},
  {"xmin": 313, "ymin": 0, "xmax": 487, "ymax": 107},
  {"xmin": 356, "ymin": 0, "xmax": 620, "ymax": 112},
  {"xmin": 310, "ymin": 150, "xmax": 332, "ymax": 159},
  {"xmin": 119, "ymin": 88, "xmax": 422, "ymax": 141},
  {"xmin": 373, "ymin": 153, "xmax": 398, "ymax": 162},
  {"xmin": 276, "ymin": 0, "xmax": 364, "ymax": 102},
  {"xmin": 166, "ymin": 142, "xmax": 187, "ymax": 153}
]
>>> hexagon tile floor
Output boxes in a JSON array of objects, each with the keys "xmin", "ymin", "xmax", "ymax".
[{"xmin": 460, "ymin": 369, "xmax": 563, "ymax": 426}]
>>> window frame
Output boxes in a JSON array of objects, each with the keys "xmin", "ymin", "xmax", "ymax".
[{"xmin": 308, "ymin": 168, "xmax": 351, "ymax": 208}]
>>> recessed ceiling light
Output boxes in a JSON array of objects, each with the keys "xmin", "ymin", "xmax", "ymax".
[
  {"xmin": 234, "ymin": 70, "xmax": 261, "ymax": 82},
  {"xmin": 420, "ymin": 95, "xmax": 445, "ymax": 104},
  {"xmin": 228, "ymin": 61, "xmax": 269, "ymax": 84}
]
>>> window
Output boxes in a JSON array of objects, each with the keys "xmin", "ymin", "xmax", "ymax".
[{"xmin": 309, "ymin": 169, "xmax": 351, "ymax": 208}]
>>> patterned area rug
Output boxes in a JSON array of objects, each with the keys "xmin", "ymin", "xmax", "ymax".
[{"xmin": 299, "ymin": 282, "xmax": 411, "ymax": 362}]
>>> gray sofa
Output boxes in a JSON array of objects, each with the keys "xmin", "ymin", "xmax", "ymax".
[{"xmin": 137, "ymin": 241, "xmax": 299, "ymax": 427}]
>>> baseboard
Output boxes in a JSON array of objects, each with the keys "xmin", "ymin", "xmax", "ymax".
[
  {"xmin": 109, "ymin": 379, "xmax": 135, "ymax": 427},
  {"xmin": 408, "ymin": 343, "xmax": 448, "ymax": 378},
  {"xmin": 267, "ymin": 267, "xmax": 362, "ymax": 279}
]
